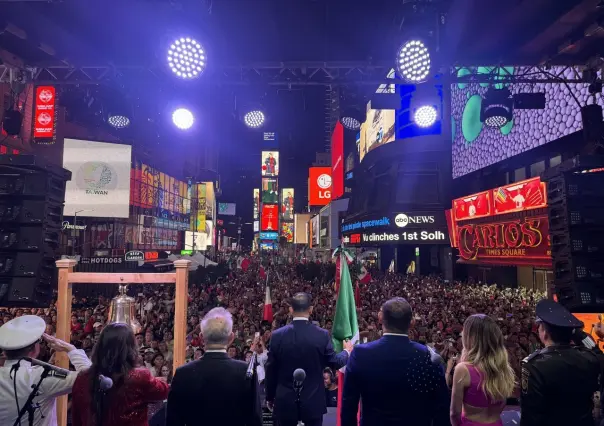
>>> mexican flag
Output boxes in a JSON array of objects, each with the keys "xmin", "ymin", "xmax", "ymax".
[{"xmin": 332, "ymin": 248, "xmax": 359, "ymax": 426}]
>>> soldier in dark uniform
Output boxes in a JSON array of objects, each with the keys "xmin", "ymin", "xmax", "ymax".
[{"xmin": 521, "ymin": 300, "xmax": 601, "ymax": 426}]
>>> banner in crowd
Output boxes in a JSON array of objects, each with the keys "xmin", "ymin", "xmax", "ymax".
[
  {"xmin": 63, "ymin": 139, "xmax": 132, "ymax": 218},
  {"xmin": 261, "ymin": 151, "xmax": 279, "ymax": 177},
  {"xmin": 281, "ymin": 188, "xmax": 294, "ymax": 221}
]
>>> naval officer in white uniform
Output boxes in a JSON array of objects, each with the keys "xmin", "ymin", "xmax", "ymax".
[{"xmin": 0, "ymin": 315, "xmax": 91, "ymax": 426}]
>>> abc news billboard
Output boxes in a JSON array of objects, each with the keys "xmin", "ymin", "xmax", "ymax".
[
  {"xmin": 308, "ymin": 167, "xmax": 332, "ymax": 206},
  {"xmin": 341, "ymin": 212, "xmax": 449, "ymax": 245}
]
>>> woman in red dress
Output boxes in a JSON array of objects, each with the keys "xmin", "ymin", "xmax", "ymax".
[{"xmin": 71, "ymin": 323, "xmax": 170, "ymax": 426}]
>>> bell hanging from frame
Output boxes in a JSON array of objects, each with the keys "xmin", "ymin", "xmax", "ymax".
[{"xmin": 107, "ymin": 284, "xmax": 142, "ymax": 334}]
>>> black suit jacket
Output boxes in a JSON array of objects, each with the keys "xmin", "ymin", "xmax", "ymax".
[
  {"xmin": 341, "ymin": 335, "xmax": 449, "ymax": 426},
  {"xmin": 265, "ymin": 319, "xmax": 349, "ymax": 422},
  {"xmin": 166, "ymin": 352, "xmax": 263, "ymax": 426}
]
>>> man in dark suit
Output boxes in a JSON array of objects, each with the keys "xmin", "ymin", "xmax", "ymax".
[
  {"xmin": 265, "ymin": 292, "xmax": 353, "ymax": 426},
  {"xmin": 166, "ymin": 307, "xmax": 262, "ymax": 426},
  {"xmin": 341, "ymin": 297, "xmax": 449, "ymax": 426}
]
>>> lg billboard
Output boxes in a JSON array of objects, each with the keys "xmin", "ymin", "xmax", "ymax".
[{"xmin": 308, "ymin": 167, "xmax": 332, "ymax": 206}]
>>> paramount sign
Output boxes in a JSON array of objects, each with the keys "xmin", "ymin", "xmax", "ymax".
[{"xmin": 62, "ymin": 221, "xmax": 86, "ymax": 231}]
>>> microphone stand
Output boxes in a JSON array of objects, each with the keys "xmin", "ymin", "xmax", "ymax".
[
  {"xmin": 293, "ymin": 380, "xmax": 304, "ymax": 426},
  {"xmin": 13, "ymin": 367, "xmax": 50, "ymax": 426}
]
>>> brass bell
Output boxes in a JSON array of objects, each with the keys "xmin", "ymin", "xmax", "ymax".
[{"xmin": 107, "ymin": 284, "xmax": 142, "ymax": 334}]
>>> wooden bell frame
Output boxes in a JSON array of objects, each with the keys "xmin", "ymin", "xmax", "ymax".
[{"xmin": 54, "ymin": 258, "xmax": 191, "ymax": 426}]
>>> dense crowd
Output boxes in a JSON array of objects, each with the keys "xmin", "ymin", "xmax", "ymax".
[{"xmin": 0, "ymin": 258, "xmax": 545, "ymax": 402}]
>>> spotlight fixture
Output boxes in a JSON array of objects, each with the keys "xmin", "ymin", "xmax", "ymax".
[
  {"xmin": 108, "ymin": 115, "xmax": 130, "ymax": 129},
  {"xmin": 481, "ymin": 88, "xmax": 513, "ymax": 128},
  {"xmin": 172, "ymin": 108, "xmax": 194, "ymax": 130},
  {"xmin": 396, "ymin": 39, "xmax": 431, "ymax": 83},
  {"xmin": 167, "ymin": 37, "xmax": 206, "ymax": 79},
  {"xmin": 243, "ymin": 110, "xmax": 265, "ymax": 129},
  {"xmin": 340, "ymin": 116, "xmax": 361, "ymax": 131},
  {"xmin": 414, "ymin": 105, "xmax": 437, "ymax": 128}
]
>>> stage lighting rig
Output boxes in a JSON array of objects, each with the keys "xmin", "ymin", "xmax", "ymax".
[
  {"xmin": 107, "ymin": 114, "xmax": 130, "ymax": 129},
  {"xmin": 396, "ymin": 39, "xmax": 431, "ymax": 83},
  {"xmin": 414, "ymin": 105, "xmax": 438, "ymax": 128},
  {"xmin": 243, "ymin": 110, "xmax": 265, "ymax": 129},
  {"xmin": 172, "ymin": 108, "xmax": 194, "ymax": 130},
  {"xmin": 167, "ymin": 37, "xmax": 206, "ymax": 79},
  {"xmin": 480, "ymin": 88, "xmax": 513, "ymax": 128}
]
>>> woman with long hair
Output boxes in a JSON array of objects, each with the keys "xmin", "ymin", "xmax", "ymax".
[
  {"xmin": 450, "ymin": 314, "xmax": 516, "ymax": 426},
  {"xmin": 71, "ymin": 323, "xmax": 170, "ymax": 426}
]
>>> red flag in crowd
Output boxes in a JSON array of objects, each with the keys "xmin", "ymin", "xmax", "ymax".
[
  {"xmin": 359, "ymin": 265, "xmax": 371, "ymax": 284},
  {"xmin": 263, "ymin": 285, "xmax": 273, "ymax": 322},
  {"xmin": 259, "ymin": 266, "xmax": 267, "ymax": 279}
]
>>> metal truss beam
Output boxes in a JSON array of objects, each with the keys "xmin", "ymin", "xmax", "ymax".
[{"xmin": 0, "ymin": 63, "xmax": 595, "ymax": 86}]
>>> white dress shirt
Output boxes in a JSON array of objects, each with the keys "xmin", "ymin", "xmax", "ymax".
[{"xmin": 0, "ymin": 349, "xmax": 91, "ymax": 426}]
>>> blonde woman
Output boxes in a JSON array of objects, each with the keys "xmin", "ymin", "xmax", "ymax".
[{"xmin": 450, "ymin": 314, "xmax": 516, "ymax": 426}]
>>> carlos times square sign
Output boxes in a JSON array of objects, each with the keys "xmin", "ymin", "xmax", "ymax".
[{"xmin": 447, "ymin": 177, "xmax": 552, "ymax": 267}]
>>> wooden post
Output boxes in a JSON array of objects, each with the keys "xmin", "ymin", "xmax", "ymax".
[
  {"xmin": 173, "ymin": 260, "xmax": 190, "ymax": 371},
  {"xmin": 52, "ymin": 259, "xmax": 190, "ymax": 426},
  {"xmin": 55, "ymin": 259, "xmax": 76, "ymax": 426}
]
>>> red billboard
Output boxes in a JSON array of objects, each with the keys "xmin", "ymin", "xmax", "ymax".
[
  {"xmin": 33, "ymin": 86, "xmax": 56, "ymax": 139},
  {"xmin": 331, "ymin": 122, "xmax": 344, "ymax": 200},
  {"xmin": 456, "ymin": 216, "xmax": 551, "ymax": 267},
  {"xmin": 452, "ymin": 177, "xmax": 547, "ymax": 221},
  {"xmin": 492, "ymin": 177, "xmax": 547, "ymax": 215},
  {"xmin": 308, "ymin": 167, "xmax": 332, "ymax": 206},
  {"xmin": 261, "ymin": 204, "xmax": 279, "ymax": 231}
]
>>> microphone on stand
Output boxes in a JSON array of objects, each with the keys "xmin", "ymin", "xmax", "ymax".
[
  {"xmin": 23, "ymin": 357, "xmax": 70, "ymax": 379},
  {"xmin": 293, "ymin": 368, "xmax": 306, "ymax": 389}
]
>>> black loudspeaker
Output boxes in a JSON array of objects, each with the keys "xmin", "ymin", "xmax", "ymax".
[
  {"xmin": 0, "ymin": 156, "xmax": 70, "ymax": 308},
  {"xmin": 544, "ymin": 156, "xmax": 604, "ymax": 312},
  {"xmin": 1, "ymin": 109, "xmax": 23, "ymax": 136}
]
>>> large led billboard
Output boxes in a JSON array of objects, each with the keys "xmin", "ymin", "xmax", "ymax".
[
  {"xmin": 261, "ymin": 204, "xmax": 279, "ymax": 231},
  {"xmin": 281, "ymin": 188, "xmax": 294, "ymax": 221},
  {"xmin": 331, "ymin": 121, "xmax": 344, "ymax": 200},
  {"xmin": 451, "ymin": 66, "xmax": 604, "ymax": 178},
  {"xmin": 253, "ymin": 188, "xmax": 260, "ymax": 219},
  {"xmin": 281, "ymin": 221, "xmax": 294, "ymax": 242},
  {"xmin": 359, "ymin": 101, "xmax": 396, "ymax": 163},
  {"xmin": 261, "ymin": 151, "xmax": 279, "ymax": 177},
  {"xmin": 261, "ymin": 178, "xmax": 278, "ymax": 204},
  {"xmin": 63, "ymin": 139, "xmax": 132, "ymax": 218},
  {"xmin": 308, "ymin": 167, "xmax": 332, "ymax": 206}
]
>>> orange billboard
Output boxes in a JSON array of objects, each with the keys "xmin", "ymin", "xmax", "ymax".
[{"xmin": 308, "ymin": 167, "xmax": 332, "ymax": 206}]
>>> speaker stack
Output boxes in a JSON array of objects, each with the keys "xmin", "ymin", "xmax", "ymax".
[
  {"xmin": 0, "ymin": 155, "xmax": 71, "ymax": 308},
  {"xmin": 543, "ymin": 155, "xmax": 604, "ymax": 312}
]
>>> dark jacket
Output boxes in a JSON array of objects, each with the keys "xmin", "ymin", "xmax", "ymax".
[
  {"xmin": 166, "ymin": 352, "xmax": 262, "ymax": 426},
  {"xmin": 341, "ymin": 335, "xmax": 449, "ymax": 426},
  {"xmin": 265, "ymin": 319, "xmax": 349, "ymax": 422}
]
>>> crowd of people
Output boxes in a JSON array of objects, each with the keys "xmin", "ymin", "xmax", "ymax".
[{"xmin": 0, "ymin": 259, "xmax": 545, "ymax": 402}]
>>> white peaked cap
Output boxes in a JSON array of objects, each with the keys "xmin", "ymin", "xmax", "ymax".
[{"xmin": 0, "ymin": 315, "xmax": 46, "ymax": 350}]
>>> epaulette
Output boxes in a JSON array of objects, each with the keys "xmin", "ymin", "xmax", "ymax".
[{"xmin": 522, "ymin": 349, "xmax": 543, "ymax": 364}]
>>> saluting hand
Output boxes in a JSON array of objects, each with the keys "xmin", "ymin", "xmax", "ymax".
[{"xmin": 42, "ymin": 333, "xmax": 75, "ymax": 353}]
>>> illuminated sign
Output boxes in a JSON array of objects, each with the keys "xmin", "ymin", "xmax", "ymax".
[
  {"xmin": 331, "ymin": 122, "xmax": 344, "ymax": 200},
  {"xmin": 33, "ymin": 86, "xmax": 56, "ymax": 140},
  {"xmin": 145, "ymin": 251, "xmax": 159, "ymax": 261},
  {"xmin": 260, "ymin": 231, "xmax": 278, "ymax": 240},
  {"xmin": 456, "ymin": 216, "xmax": 551, "ymax": 267},
  {"xmin": 125, "ymin": 250, "xmax": 145, "ymax": 261},
  {"xmin": 281, "ymin": 188, "xmax": 295, "ymax": 221},
  {"xmin": 308, "ymin": 167, "xmax": 332, "ymax": 206},
  {"xmin": 261, "ymin": 204, "xmax": 279, "ymax": 231},
  {"xmin": 342, "ymin": 212, "xmax": 441, "ymax": 233},
  {"xmin": 453, "ymin": 177, "xmax": 547, "ymax": 221},
  {"xmin": 261, "ymin": 151, "xmax": 279, "ymax": 177},
  {"xmin": 344, "ymin": 230, "xmax": 447, "ymax": 245}
]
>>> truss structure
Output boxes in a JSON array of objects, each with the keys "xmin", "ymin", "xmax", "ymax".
[{"xmin": 0, "ymin": 63, "xmax": 596, "ymax": 86}]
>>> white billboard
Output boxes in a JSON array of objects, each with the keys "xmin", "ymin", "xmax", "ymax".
[{"xmin": 63, "ymin": 139, "xmax": 132, "ymax": 218}]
